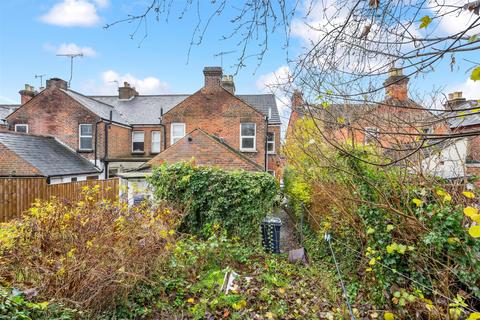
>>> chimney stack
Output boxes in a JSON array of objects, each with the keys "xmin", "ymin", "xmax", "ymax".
[
  {"xmin": 221, "ymin": 75, "xmax": 235, "ymax": 94},
  {"xmin": 384, "ymin": 67, "xmax": 409, "ymax": 101},
  {"xmin": 46, "ymin": 78, "xmax": 68, "ymax": 90},
  {"xmin": 292, "ymin": 90, "xmax": 304, "ymax": 109},
  {"xmin": 19, "ymin": 84, "xmax": 36, "ymax": 104},
  {"xmin": 446, "ymin": 91, "xmax": 466, "ymax": 110},
  {"xmin": 203, "ymin": 67, "xmax": 223, "ymax": 91},
  {"xmin": 118, "ymin": 82, "xmax": 139, "ymax": 100}
]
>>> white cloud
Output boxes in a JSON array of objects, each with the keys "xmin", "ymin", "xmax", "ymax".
[
  {"xmin": 40, "ymin": 0, "xmax": 101, "ymax": 27},
  {"xmin": 256, "ymin": 66, "xmax": 292, "ymax": 129},
  {"xmin": 448, "ymin": 79, "xmax": 480, "ymax": 100},
  {"xmin": 44, "ymin": 42, "xmax": 97, "ymax": 57},
  {"xmin": 83, "ymin": 70, "xmax": 171, "ymax": 95},
  {"xmin": 93, "ymin": 0, "xmax": 109, "ymax": 8},
  {"xmin": 429, "ymin": 0, "xmax": 480, "ymax": 36}
]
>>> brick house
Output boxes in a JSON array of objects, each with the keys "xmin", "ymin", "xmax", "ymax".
[
  {"xmin": 0, "ymin": 131, "xmax": 100, "ymax": 183},
  {"xmin": 4, "ymin": 67, "xmax": 282, "ymax": 181},
  {"xmin": 286, "ymin": 68, "xmax": 479, "ymax": 181}
]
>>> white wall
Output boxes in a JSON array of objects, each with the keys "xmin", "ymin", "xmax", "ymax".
[
  {"xmin": 49, "ymin": 174, "xmax": 100, "ymax": 185},
  {"xmin": 421, "ymin": 139, "xmax": 468, "ymax": 179}
]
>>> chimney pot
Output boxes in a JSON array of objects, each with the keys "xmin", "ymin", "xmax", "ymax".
[
  {"xmin": 118, "ymin": 81, "xmax": 138, "ymax": 99},
  {"xmin": 221, "ymin": 75, "xmax": 235, "ymax": 94},
  {"xmin": 203, "ymin": 66, "xmax": 223, "ymax": 91},
  {"xmin": 46, "ymin": 78, "xmax": 68, "ymax": 90},
  {"xmin": 19, "ymin": 83, "xmax": 36, "ymax": 104},
  {"xmin": 384, "ymin": 67, "xmax": 409, "ymax": 101},
  {"xmin": 446, "ymin": 91, "xmax": 466, "ymax": 110}
]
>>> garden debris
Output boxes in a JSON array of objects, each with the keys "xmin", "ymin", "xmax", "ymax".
[{"xmin": 288, "ymin": 247, "xmax": 309, "ymax": 264}]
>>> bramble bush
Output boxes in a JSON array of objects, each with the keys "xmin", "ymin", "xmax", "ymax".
[
  {"xmin": 148, "ymin": 162, "xmax": 278, "ymax": 238},
  {"xmin": 0, "ymin": 185, "xmax": 181, "ymax": 315},
  {"xmin": 283, "ymin": 146, "xmax": 480, "ymax": 319}
]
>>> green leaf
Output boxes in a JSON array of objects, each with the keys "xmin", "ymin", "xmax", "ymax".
[
  {"xmin": 419, "ymin": 15, "xmax": 432, "ymax": 29},
  {"xmin": 471, "ymin": 66, "xmax": 480, "ymax": 81},
  {"xmin": 469, "ymin": 34, "xmax": 479, "ymax": 43}
]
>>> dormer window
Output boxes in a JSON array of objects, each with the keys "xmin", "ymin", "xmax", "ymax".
[
  {"xmin": 14, "ymin": 124, "xmax": 28, "ymax": 133},
  {"xmin": 240, "ymin": 123, "xmax": 256, "ymax": 151},
  {"xmin": 79, "ymin": 124, "xmax": 93, "ymax": 150}
]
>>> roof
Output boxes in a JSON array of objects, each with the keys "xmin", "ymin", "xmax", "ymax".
[
  {"xmin": 62, "ymin": 89, "xmax": 130, "ymax": 125},
  {"xmin": 146, "ymin": 128, "xmax": 264, "ymax": 171},
  {"xmin": 0, "ymin": 132, "xmax": 100, "ymax": 177},
  {"xmin": 91, "ymin": 95, "xmax": 188, "ymax": 125},
  {"xmin": 0, "ymin": 105, "xmax": 20, "ymax": 120},
  {"xmin": 446, "ymin": 100, "xmax": 480, "ymax": 128},
  {"xmin": 89, "ymin": 93, "xmax": 281, "ymax": 125}
]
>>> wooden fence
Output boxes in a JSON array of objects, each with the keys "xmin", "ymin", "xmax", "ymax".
[{"xmin": 0, "ymin": 178, "xmax": 119, "ymax": 222}]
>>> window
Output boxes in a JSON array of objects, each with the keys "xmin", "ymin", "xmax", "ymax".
[
  {"xmin": 79, "ymin": 124, "xmax": 93, "ymax": 150},
  {"xmin": 240, "ymin": 123, "xmax": 256, "ymax": 151},
  {"xmin": 421, "ymin": 127, "xmax": 432, "ymax": 134},
  {"xmin": 267, "ymin": 132, "xmax": 275, "ymax": 154},
  {"xmin": 14, "ymin": 124, "xmax": 28, "ymax": 133},
  {"xmin": 171, "ymin": 123, "xmax": 186, "ymax": 145},
  {"xmin": 151, "ymin": 131, "xmax": 161, "ymax": 153},
  {"xmin": 132, "ymin": 131, "xmax": 145, "ymax": 152},
  {"xmin": 267, "ymin": 170, "xmax": 276, "ymax": 177},
  {"xmin": 86, "ymin": 176, "xmax": 98, "ymax": 180},
  {"xmin": 70, "ymin": 177, "xmax": 77, "ymax": 182},
  {"xmin": 364, "ymin": 127, "xmax": 379, "ymax": 144}
]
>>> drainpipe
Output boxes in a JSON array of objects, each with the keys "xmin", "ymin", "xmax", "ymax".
[
  {"xmin": 159, "ymin": 108, "xmax": 167, "ymax": 151},
  {"xmin": 94, "ymin": 119, "xmax": 102, "ymax": 170},
  {"xmin": 265, "ymin": 115, "xmax": 269, "ymax": 171},
  {"xmin": 104, "ymin": 111, "xmax": 112, "ymax": 179}
]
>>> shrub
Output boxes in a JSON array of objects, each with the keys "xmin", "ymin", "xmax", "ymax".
[
  {"xmin": 0, "ymin": 185, "xmax": 181, "ymax": 315},
  {"xmin": 148, "ymin": 162, "xmax": 278, "ymax": 238}
]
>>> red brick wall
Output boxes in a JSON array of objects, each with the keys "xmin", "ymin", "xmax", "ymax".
[
  {"xmin": 148, "ymin": 129, "xmax": 261, "ymax": 171},
  {"xmin": 6, "ymin": 87, "xmax": 100, "ymax": 160},
  {"xmin": 162, "ymin": 88, "xmax": 267, "ymax": 168},
  {"xmin": 0, "ymin": 144, "xmax": 40, "ymax": 176},
  {"xmin": 267, "ymin": 125, "xmax": 283, "ymax": 177}
]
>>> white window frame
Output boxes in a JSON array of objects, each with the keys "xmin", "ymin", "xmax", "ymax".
[
  {"xmin": 78, "ymin": 124, "xmax": 93, "ymax": 151},
  {"xmin": 267, "ymin": 132, "xmax": 275, "ymax": 154},
  {"xmin": 151, "ymin": 131, "xmax": 161, "ymax": 154},
  {"xmin": 364, "ymin": 127, "xmax": 379, "ymax": 144},
  {"xmin": 14, "ymin": 124, "xmax": 28, "ymax": 133},
  {"xmin": 132, "ymin": 131, "xmax": 145, "ymax": 153},
  {"xmin": 267, "ymin": 170, "xmax": 276, "ymax": 177},
  {"xmin": 171, "ymin": 123, "xmax": 186, "ymax": 145},
  {"xmin": 240, "ymin": 123, "xmax": 256, "ymax": 152}
]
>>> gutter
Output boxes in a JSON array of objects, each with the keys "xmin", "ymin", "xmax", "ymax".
[{"xmin": 264, "ymin": 115, "xmax": 268, "ymax": 171}]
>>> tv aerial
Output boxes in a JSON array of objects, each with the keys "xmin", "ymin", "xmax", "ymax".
[
  {"xmin": 34, "ymin": 74, "xmax": 46, "ymax": 89},
  {"xmin": 56, "ymin": 53, "xmax": 83, "ymax": 87}
]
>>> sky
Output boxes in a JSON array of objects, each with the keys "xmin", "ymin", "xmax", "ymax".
[{"xmin": 0, "ymin": 0, "xmax": 478, "ymax": 125}]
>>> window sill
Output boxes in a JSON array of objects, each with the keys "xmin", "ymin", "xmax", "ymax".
[
  {"xmin": 131, "ymin": 151, "xmax": 145, "ymax": 155},
  {"xmin": 150, "ymin": 152, "xmax": 160, "ymax": 155},
  {"xmin": 267, "ymin": 152, "xmax": 276, "ymax": 155},
  {"xmin": 77, "ymin": 149, "xmax": 93, "ymax": 153},
  {"xmin": 240, "ymin": 149, "xmax": 258, "ymax": 153}
]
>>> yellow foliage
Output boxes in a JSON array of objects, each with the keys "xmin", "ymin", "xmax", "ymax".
[
  {"xmin": 469, "ymin": 226, "xmax": 480, "ymax": 238},
  {"xmin": 384, "ymin": 311, "xmax": 395, "ymax": 320},
  {"xmin": 412, "ymin": 198, "xmax": 423, "ymax": 207},
  {"xmin": 463, "ymin": 191, "xmax": 475, "ymax": 199},
  {"xmin": 464, "ymin": 207, "xmax": 479, "ymax": 218}
]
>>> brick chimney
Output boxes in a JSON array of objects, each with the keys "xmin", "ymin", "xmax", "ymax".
[
  {"xmin": 203, "ymin": 67, "xmax": 223, "ymax": 91},
  {"xmin": 221, "ymin": 75, "xmax": 235, "ymax": 94},
  {"xmin": 46, "ymin": 78, "xmax": 68, "ymax": 90},
  {"xmin": 118, "ymin": 82, "xmax": 139, "ymax": 100},
  {"xmin": 19, "ymin": 84, "xmax": 36, "ymax": 104},
  {"xmin": 292, "ymin": 90, "xmax": 304, "ymax": 109},
  {"xmin": 384, "ymin": 67, "xmax": 409, "ymax": 101},
  {"xmin": 446, "ymin": 91, "xmax": 467, "ymax": 110}
]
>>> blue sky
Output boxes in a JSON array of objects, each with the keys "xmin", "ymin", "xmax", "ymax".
[{"xmin": 0, "ymin": 0, "xmax": 478, "ymax": 121}]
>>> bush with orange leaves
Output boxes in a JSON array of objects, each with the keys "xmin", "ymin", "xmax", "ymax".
[{"xmin": 0, "ymin": 185, "xmax": 181, "ymax": 314}]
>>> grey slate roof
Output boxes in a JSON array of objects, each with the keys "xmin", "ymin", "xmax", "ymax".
[
  {"xmin": 447, "ymin": 100, "xmax": 480, "ymax": 128},
  {"xmin": 62, "ymin": 90, "xmax": 130, "ymax": 125},
  {"xmin": 0, "ymin": 132, "xmax": 100, "ymax": 177},
  {"xmin": 91, "ymin": 95, "xmax": 189, "ymax": 125},
  {"xmin": 0, "ymin": 105, "xmax": 20, "ymax": 120},
  {"xmin": 237, "ymin": 94, "xmax": 281, "ymax": 124},
  {"xmin": 89, "ymin": 93, "xmax": 281, "ymax": 125}
]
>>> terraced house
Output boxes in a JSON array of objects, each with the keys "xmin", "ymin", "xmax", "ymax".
[{"xmin": 2, "ymin": 67, "xmax": 282, "ymax": 181}]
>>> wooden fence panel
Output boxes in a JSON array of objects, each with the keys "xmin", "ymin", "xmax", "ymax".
[{"xmin": 0, "ymin": 178, "xmax": 119, "ymax": 222}]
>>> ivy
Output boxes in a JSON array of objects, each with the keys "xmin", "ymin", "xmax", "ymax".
[{"xmin": 148, "ymin": 162, "xmax": 278, "ymax": 239}]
